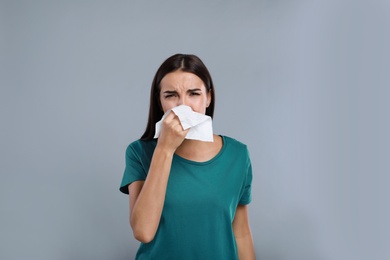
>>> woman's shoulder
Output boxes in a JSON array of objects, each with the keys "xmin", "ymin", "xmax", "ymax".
[
  {"xmin": 221, "ymin": 135, "xmax": 248, "ymax": 150},
  {"xmin": 126, "ymin": 138, "xmax": 157, "ymax": 156},
  {"xmin": 220, "ymin": 136, "xmax": 252, "ymax": 167}
]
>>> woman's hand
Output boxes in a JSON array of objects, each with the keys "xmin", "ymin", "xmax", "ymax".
[{"xmin": 157, "ymin": 111, "xmax": 188, "ymax": 152}]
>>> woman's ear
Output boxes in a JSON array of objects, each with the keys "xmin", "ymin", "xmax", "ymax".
[{"xmin": 206, "ymin": 89, "xmax": 212, "ymax": 107}]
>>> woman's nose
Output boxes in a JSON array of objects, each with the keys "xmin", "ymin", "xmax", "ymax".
[{"xmin": 178, "ymin": 97, "xmax": 187, "ymax": 106}]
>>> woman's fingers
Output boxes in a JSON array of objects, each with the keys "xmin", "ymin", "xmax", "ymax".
[
  {"xmin": 158, "ymin": 111, "xmax": 189, "ymax": 151},
  {"xmin": 163, "ymin": 112, "xmax": 183, "ymax": 130},
  {"xmin": 164, "ymin": 110, "xmax": 176, "ymax": 122}
]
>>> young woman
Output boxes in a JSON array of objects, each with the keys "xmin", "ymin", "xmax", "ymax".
[{"xmin": 120, "ymin": 54, "xmax": 255, "ymax": 259}]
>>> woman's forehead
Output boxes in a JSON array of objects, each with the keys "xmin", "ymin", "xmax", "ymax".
[{"xmin": 160, "ymin": 71, "xmax": 205, "ymax": 90}]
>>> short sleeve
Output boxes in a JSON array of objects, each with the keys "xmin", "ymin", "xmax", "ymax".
[
  {"xmin": 119, "ymin": 142, "xmax": 147, "ymax": 194},
  {"xmin": 238, "ymin": 149, "xmax": 253, "ymax": 205}
]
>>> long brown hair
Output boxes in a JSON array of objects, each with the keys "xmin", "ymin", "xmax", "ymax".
[{"xmin": 141, "ymin": 54, "xmax": 215, "ymax": 140}]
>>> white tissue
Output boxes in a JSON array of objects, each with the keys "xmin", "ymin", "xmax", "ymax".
[{"xmin": 154, "ymin": 105, "xmax": 214, "ymax": 142}]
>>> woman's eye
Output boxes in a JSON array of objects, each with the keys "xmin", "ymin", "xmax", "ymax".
[
  {"xmin": 165, "ymin": 94, "xmax": 176, "ymax": 98},
  {"xmin": 190, "ymin": 92, "xmax": 200, "ymax": 96}
]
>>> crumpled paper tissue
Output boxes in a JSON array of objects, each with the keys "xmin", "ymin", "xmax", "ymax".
[{"xmin": 154, "ymin": 105, "xmax": 213, "ymax": 142}]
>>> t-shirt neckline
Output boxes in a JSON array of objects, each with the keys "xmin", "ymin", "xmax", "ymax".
[{"xmin": 173, "ymin": 135, "xmax": 226, "ymax": 166}]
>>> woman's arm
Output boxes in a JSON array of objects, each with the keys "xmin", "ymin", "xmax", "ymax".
[
  {"xmin": 129, "ymin": 112, "xmax": 187, "ymax": 243},
  {"xmin": 233, "ymin": 205, "xmax": 256, "ymax": 259}
]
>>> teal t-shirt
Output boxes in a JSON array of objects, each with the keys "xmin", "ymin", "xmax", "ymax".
[{"xmin": 120, "ymin": 136, "xmax": 253, "ymax": 260}]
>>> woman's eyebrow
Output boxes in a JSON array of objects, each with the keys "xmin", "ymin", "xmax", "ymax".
[
  {"xmin": 162, "ymin": 90, "xmax": 178, "ymax": 94},
  {"xmin": 187, "ymin": 88, "xmax": 202, "ymax": 92}
]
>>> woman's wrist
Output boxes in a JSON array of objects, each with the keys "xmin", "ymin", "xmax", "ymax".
[{"xmin": 154, "ymin": 143, "xmax": 175, "ymax": 158}]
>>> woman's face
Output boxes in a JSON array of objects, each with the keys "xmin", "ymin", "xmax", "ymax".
[{"xmin": 159, "ymin": 70, "xmax": 211, "ymax": 114}]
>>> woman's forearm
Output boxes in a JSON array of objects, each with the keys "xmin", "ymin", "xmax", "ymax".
[
  {"xmin": 236, "ymin": 233, "xmax": 256, "ymax": 259},
  {"xmin": 233, "ymin": 205, "xmax": 256, "ymax": 259},
  {"xmin": 130, "ymin": 145, "xmax": 174, "ymax": 243}
]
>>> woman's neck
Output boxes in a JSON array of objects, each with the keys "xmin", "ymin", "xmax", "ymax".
[{"xmin": 174, "ymin": 135, "xmax": 222, "ymax": 162}]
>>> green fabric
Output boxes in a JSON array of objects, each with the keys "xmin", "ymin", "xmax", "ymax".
[{"xmin": 120, "ymin": 136, "xmax": 252, "ymax": 260}]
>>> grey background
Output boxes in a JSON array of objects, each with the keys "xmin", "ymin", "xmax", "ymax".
[{"xmin": 1, "ymin": 0, "xmax": 389, "ymax": 259}]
